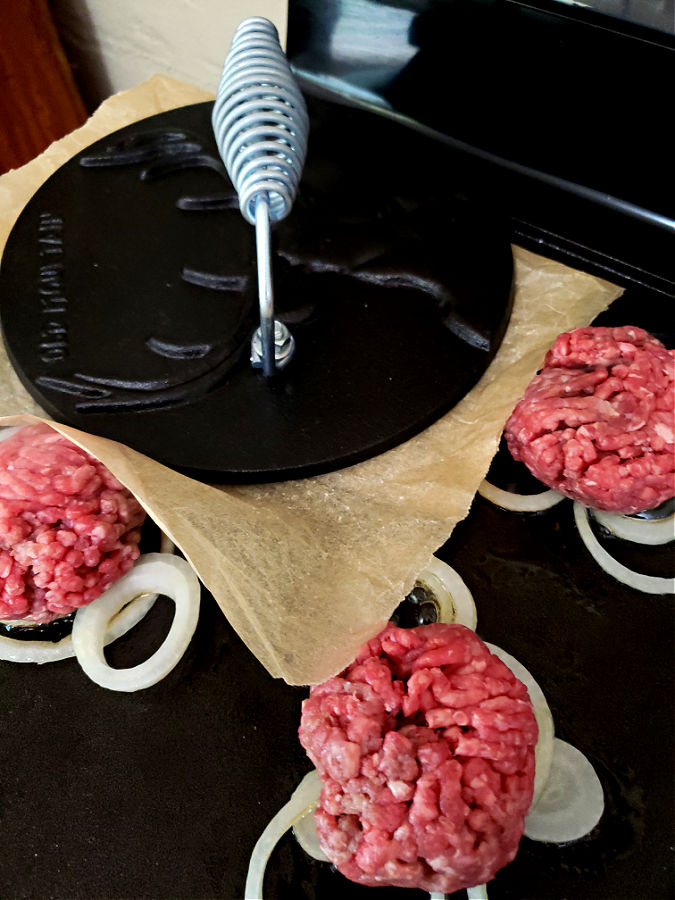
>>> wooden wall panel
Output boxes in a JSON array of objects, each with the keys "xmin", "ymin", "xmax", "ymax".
[{"xmin": 0, "ymin": 0, "xmax": 87, "ymax": 174}]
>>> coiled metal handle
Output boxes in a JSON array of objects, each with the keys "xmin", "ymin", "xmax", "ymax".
[
  {"xmin": 212, "ymin": 17, "xmax": 308, "ymax": 375},
  {"xmin": 212, "ymin": 17, "xmax": 308, "ymax": 225}
]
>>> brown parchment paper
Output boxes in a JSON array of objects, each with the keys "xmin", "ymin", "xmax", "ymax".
[{"xmin": 0, "ymin": 76, "xmax": 623, "ymax": 684}]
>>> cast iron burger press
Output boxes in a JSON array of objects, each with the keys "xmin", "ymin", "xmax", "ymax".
[{"xmin": 0, "ymin": 17, "xmax": 514, "ymax": 482}]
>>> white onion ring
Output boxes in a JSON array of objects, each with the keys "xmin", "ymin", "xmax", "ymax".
[
  {"xmin": 524, "ymin": 739, "xmax": 604, "ymax": 843},
  {"xmin": 0, "ymin": 594, "xmax": 156, "ymax": 664},
  {"xmin": 72, "ymin": 552, "xmax": 200, "ymax": 691},
  {"xmin": 158, "ymin": 532, "xmax": 175, "ymax": 555},
  {"xmin": 292, "ymin": 776, "xmax": 328, "ymax": 862},
  {"xmin": 0, "ymin": 425, "xmax": 24, "ymax": 443},
  {"xmin": 485, "ymin": 643, "xmax": 555, "ymax": 806},
  {"xmin": 574, "ymin": 502, "xmax": 675, "ymax": 595},
  {"xmin": 292, "ymin": 809, "xmax": 328, "ymax": 862},
  {"xmin": 416, "ymin": 557, "xmax": 477, "ymax": 630},
  {"xmin": 247, "ymin": 769, "xmax": 322, "ymax": 899},
  {"xmin": 478, "ymin": 479, "xmax": 564, "ymax": 512},
  {"xmin": 432, "ymin": 886, "xmax": 488, "ymax": 900},
  {"xmin": 466, "ymin": 886, "xmax": 489, "ymax": 900},
  {"xmin": 0, "ymin": 533, "xmax": 176, "ymax": 665},
  {"xmin": 591, "ymin": 508, "xmax": 675, "ymax": 546}
]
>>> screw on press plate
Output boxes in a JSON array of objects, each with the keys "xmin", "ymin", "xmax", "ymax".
[{"xmin": 250, "ymin": 320, "xmax": 295, "ymax": 371}]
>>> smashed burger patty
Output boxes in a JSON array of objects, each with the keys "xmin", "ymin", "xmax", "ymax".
[
  {"xmin": 505, "ymin": 326, "xmax": 674, "ymax": 513},
  {"xmin": 299, "ymin": 623, "xmax": 537, "ymax": 893},
  {"xmin": 0, "ymin": 424, "xmax": 145, "ymax": 623}
]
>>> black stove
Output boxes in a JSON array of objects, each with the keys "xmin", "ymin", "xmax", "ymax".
[{"xmin": 287, "ymin": 0, "xmax": 675, "ymax": 302}]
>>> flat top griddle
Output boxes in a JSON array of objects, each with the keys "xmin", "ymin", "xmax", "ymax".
[
  {"xmin": 0, "ymin": 101, "xmax": 672, "ymax": 900},
  {"xmin": 1, "ymin": 323, "xmax": 672, "ymax": 898}
]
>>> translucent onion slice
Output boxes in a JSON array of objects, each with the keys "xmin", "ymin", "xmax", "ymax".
[
  {"xmin": 478, "ymin": 479, "xmax": 564, "ymax": 513},
  {"xmin": 159, "ymin": 531, "xmax": 176, "ymax": 555},
  {"xmin": 292, "ymin": 809, "xmax": 328, "ymax": 862},
  {"xmin": 485, "ymin": 643, "xmax": 554, "ymax": 806},
  {"xmin": 574, "ymin": 502, "xmax": 675, "ymax": 594},
  {"xmin": 247, "ymin": 769, "xmax": 322, "ymax": 899},
  {"xmin": 591, "ymin": 508, "xmax": 675, "ymax": 546},
  {"xmin": 466, "ymin": 885, "xmax": 489, "ymax": 900},
  {"xmin": 0, "ymin": 425, "xmax": 24, "ymax": 442},
  {"xmin": 72, "ymin": 552, "xmax": 200, "ymax": 691},
  {"xmin": 292, "ymin": 776, "xmax": 328, "ymax": 862},
  {"xmin": 0, "ymin": 534, "xmax": 175, "ymax": 665},
  {"xmin": 0, "ymin": 594, "xmax": 155, "ymax": 664},
  {"xmin": 431, "ymin": 882, "xmax": 488, "ymax": 899},
  {"xmin": 524, "ymin": 739, "xmax": 604, "ymax": 843},
  {"xmin": 417, "ymin": 557, "xmax": 477, "ymax": 630}
]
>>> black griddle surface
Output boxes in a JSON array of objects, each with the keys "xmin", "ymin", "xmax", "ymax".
[
  {"xmin": 1, "ymin": 503, "xmax": 672, "ymax": 900},
  {"xmin": 2, "ymin": 277, "xmax": 673, "ymax": 900},
  {"xmin": 0, "ymin": 108, "xmax": 672, "ymax": 900}
]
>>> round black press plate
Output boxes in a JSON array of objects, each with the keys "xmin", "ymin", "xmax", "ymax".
[{"xmin": 0, "ymin": 99, "xmax": 513, "ymax": 481}]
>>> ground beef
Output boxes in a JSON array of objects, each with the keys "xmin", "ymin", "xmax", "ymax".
[
  {"xmin": 0, "ymin": 424, "xmax": 145, "ymax": 623},
  {"xmin": 299, "ymin": 623, "xmax": 537, "ymax": 893},
  {"xmin": 504, "ymin": 326, "xmax": 674, "ymax": 513}
]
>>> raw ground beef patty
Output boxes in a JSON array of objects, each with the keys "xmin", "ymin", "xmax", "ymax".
[
  {"xmin": 505, "ymin": 326, "xmax": 674, "ymax": 513},
  {"xmin": 299, "ymin": 623, "xmax": 537, "ymax": 893},
  {"xmin": 0, "ymin": 424, "xmax": 145, "ymax": 623}
]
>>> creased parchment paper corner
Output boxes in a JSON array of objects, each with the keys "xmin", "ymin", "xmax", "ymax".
[{"xmin": 0, "ymin": 77, "xmax": 623, "ymax": 685}]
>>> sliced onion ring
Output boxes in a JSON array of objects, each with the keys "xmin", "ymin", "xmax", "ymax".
[
  {"xmin": 72, "ymin": 552, "xmax": 200, "ymax": 691},
  {"xmin": 478, "ymin": 479, "xmax": 564, "ymax": 513},
  {"xmin": 0, "ymin": 533, "xmax": 176, "ymax": 665},
  {"xmin": 247, "ymin": 769, "xmax": 322, "ymax": 899},
  {"xmin": 0, "ymin": 425, "xmax": 24, "ymax": 443},
  {"xmin": 292, "ymin": 779, "xmax": 328, "ymax": 862},
  {"xmin": 0, "ymin": 594, "xmax": 155, "ymax": 664},
  {"xmin": 432, "ymin": 886, "xmax": 488, "ymax": 900},
  {"xmin": 159, "ymin": 531, "xmax": 176, "ymax": 555},
  {"xmin": 466, "ymin": 886, "xmax": 489, "ymax": 900},
  {"xmin": 524, "ymin": 739, "xmax": 604, "ymax": 843},
  {"xmin": 485, "ymin": 643, "xmax": 554, "ymax": 806},
  {"xmin": 574, "ymin": 502, "xmax": 675, "ymax": 595},
  {"xmin": 417, "ymin": 557, "xmax": 477, "ymax": 630},
  {"xmin": 292, "ymin": 810, "xmax": 328, "ymax": 862},
  {"xmin": 591, "ymin": 508, "xmax": 674, "ymax": 546}
]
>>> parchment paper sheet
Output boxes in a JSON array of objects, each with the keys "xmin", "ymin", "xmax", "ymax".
[{"xmin": 0, "ymin": 76, "xmax": 623, "ymax": 684}]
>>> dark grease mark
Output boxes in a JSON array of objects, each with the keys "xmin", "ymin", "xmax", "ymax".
[{"xmin": 0, "ymin": 613, "xmax": 75, "ymax": 643}]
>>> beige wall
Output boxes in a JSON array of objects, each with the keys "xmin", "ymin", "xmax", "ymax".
[{"xmin": 51, "ymin": 0, "xmax": 288, "ymax": 109}]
